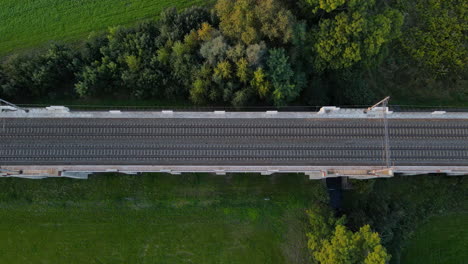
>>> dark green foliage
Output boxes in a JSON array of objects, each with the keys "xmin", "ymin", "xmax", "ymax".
[
  {"xmin": 266, "ymin": 48, "xmax": 301, "ymax": 106},
  {"xmin": 401, "ymin": 0, "xmax": 467, "ymax": 76},
  {"xmin": 301, "ymin": 75, "xmax": 332, "ymax": 106},
  {"xmin": 75, "ymin": 59, "xmax": 120, "ymax": 98},
  {"xmin": 1, "ymin": 44, "xmax": 78, "ymax": 100},
  {"xmin": 304, "ymin": 0, "xmax": 404, "ymax": 71},
  {"xmin": 0, "ymin": 67, "xmax": 6, "ymax": 97},
  {"xmin": 333, "ymin": 68, "xmax": 377, "ymax": 105},
  {"xmin": 343, "ymin": 175, "xmax": 468, "ymax": 263}
]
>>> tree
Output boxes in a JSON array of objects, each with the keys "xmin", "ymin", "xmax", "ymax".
[
  {"xmin": 75, "ymin": 57, "xmax": 121, "ymax": 97},
  {"xmin": 266, "ymin": 48, "xmax": 301, "ymax": 106},
  {"xmin": 214, "ymin": 60, "xmax": 232, "ymax": 80},
  {"xmin": 246, "ymin": 42, "xmax": 267, "ymax": 67},
  {"xmin": 121, "ymin": 57, "xmax": 164, "ymax": 99},
  {"xmin": 251, "ymin": 67, "xmax": 270, "ymax": 98},
  {"xmin": 306, "ymin": 204, "xmax": 346, "ymax": 254},
  {"xmin": 314, "ymin": 225, "xmax": 390, "ymax": 264},
  {"xmin": 157, "ymin": 6, "xmax": 214, "ymax": 45},
  {"xmin": 2, "ymin": 44, "xmax": 78, "ymax": 99},
  {"xmin": 215, "ymin": 0, "xmax": 296, "ymax": 45},
  {"xmin": 236, "ymin": 58, "xmax": 250, "ymax": 83},
  {"xmin": 307, "ymin": 204, "xmax": 390, "ymax": 264},
  {"xmin": 401, "ymin": 0, "xmax": 467, "ymax": 75},
  {"xmin": 190, "ymin": 78, "xmax": 209, "ymax": 104},
  {"xmin": 304, "ymin": 0, "xmax": 403, "ymax": 70},
  {"xmin": 149, "ymin": 29, "xmax": 203, "ymax": 99},
  {"xmin": 200, "ymin": 35, "xmax": 229, "ymax": 66},
  {"xmin": 231, "ymin": 88, "xmax": 253, "ymax": 107}
]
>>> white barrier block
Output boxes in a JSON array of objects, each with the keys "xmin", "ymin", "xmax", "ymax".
[
  {"xmin": 318, "ymin": 106, "xmax": 340, "ymax": 114},
  {"xmin": 46, "ymin": 106, "xmax": 70, "ymax": 112},
  {"xmin": 368, "ymin": 107, "xmax": 393, "ymax": 114},
  {"xmin": 0, "ymin": 106, "xmax": 17, "ymax": 111},
  {"xmin": 306, "ymin": 171, "xmax": 326, "ymax": 179},
  {"xmin": 432, "ymin": 111, "xmax": 446, "ymax": 115}
]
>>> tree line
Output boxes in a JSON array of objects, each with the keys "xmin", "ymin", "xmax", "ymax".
[{"xmin": 0, "ymin": 0, "xmax": 466, "ymax": 106}]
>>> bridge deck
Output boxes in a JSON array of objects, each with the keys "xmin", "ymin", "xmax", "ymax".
[{"xmin": 1, "ymin": 117, "xmax": 467, "ymax": 167}]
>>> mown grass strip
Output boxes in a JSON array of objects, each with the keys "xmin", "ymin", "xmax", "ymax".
[{"xmin": 0, "ymin": 0, "xmax": 213, "ymax": 56}]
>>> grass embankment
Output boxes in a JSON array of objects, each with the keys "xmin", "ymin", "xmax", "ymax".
[
  {"xmin": 0, "ymin": 0, "xmax": 213, "ymax": 56},
  {"xmin": 402, "ymin": 213, "xmax": 468, "ymax": 264},
  {"xmin": 0, "ymin": 173, "xmax": 325, "ymax": 264}
]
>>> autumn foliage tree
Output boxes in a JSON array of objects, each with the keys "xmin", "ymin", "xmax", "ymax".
[
  {"xmin": 307, "ymin": 205, "xmax": 390, "ymax": 264},
  {"xmin": 215, "ymin": 0, "xmax": 296, "ymax": 45}
]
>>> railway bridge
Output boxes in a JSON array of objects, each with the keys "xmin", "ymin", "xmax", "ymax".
[{"xmin": 1, "ymin": 104, "xmax": 468, "ymax": 179}]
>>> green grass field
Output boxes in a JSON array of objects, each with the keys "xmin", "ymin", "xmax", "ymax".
[
  {"xmin": 0, "ymin": 173, "xmax": 325, "ymax": 263},
  {"xmin": 0, "ymin": 0, "xmax": 212, "ymax": 56},
  {"xmin": 402, "ymin": 213, "xmax": 468, "ymax": 264}
]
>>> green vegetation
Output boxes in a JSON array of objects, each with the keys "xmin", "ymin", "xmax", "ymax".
[
  {"xmin": 304, "ymin": 0, "xmax": 403, "ymax": 71},
  {"xmin": 307, "ymin": 205, "xmax": 390, "ymax": 264},
  {"xmin": 0, "ymin": 173, "xmax": 326, "ymax": 263},
  {"xmin": 402, "ymin": 213, "xmax": 468, "ymax": 264},
  {"xmin": 1, "ymin": 0, "xmax": 466, "ymax": 107},
  {"xmin": 0, "ymin": 0, "xmax": 212, "ymax": 56},
  {"xmin": 342, "ymin": 175, "xmax": 468, "ymax": 264},
  {"xmin": 401, "ymin": 0, "xmax": 467, "ymax": 75},
  {"xmin": 3, "ymin": 173, "xmax": 463, "ymax": 264}
]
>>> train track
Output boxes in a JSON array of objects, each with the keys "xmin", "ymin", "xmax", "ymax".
[{"xmin": 1, "ymin": 118, "xmax": 467, "ymax": 166}]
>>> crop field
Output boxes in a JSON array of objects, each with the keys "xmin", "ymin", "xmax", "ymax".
[
  {"xmin": 0, "ymin": 173, "xmax": 325, "ymax": 263},
  {"xmin": 402, "ymin": 213, "xmax": 468, "ymax": 264},
  {"xmin": 0, "ymin": 0, "xmax": 212, "ymax": 56}
]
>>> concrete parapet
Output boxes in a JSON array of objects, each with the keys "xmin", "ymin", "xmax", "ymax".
[
  {"xmin": 1, "ymin": 165, "xmax": 467, "ymax": 179},
  {"xmin": 2, "ymin": 107, "xmax": 468, "ymax": 119}
]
